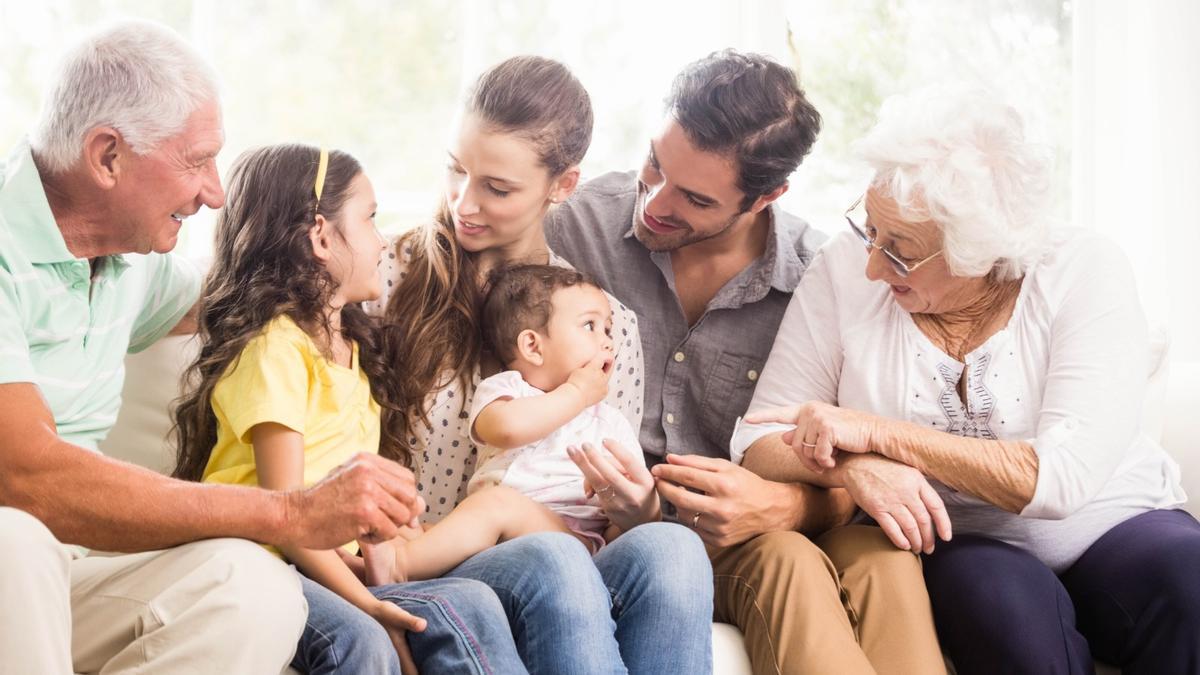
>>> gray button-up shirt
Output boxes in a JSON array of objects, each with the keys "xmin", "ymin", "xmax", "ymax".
[{"xmin": 546, "ymin": 171, "xmax": 826, "ymax": 465}]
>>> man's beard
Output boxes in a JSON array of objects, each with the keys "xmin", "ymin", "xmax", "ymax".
[{"xmin": 633, "ymin": 197, "xmax": 744, "ymax": 253}]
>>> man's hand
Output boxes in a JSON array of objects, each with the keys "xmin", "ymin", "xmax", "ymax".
[
  {"xmin": 651, "ymin": 453, "xmax": 803, "ymax": 547},
  {"xmin": 561, "ymin": 351, "xmax": 613, "ymax": 408},
  {"xmin": 281, "ymin": 454, "xmax": 421, "ymax": 549}
]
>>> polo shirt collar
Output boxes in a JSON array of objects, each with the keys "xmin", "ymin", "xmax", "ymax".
[{"xmin": 1, "ymin": 141, "xmax": 77, "ymax": 264}]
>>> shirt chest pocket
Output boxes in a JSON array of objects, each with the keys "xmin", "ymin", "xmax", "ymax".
[{"xmin": 699, "ymin": 352, "xmax": 764, "ymax": 455}]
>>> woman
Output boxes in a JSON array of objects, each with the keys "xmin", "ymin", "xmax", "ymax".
[
  {"xmin": 367, "ymin": 56, "xmax": 713, "ymax": 674},
  {"xmin": 733, "ymin": 85, "xmax": 1197, "ymax": 674}
]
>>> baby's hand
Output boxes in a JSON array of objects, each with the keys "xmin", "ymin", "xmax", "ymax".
[{"xmin": 563, "ymin": 351, "xmax": 612, "ymax": 408}]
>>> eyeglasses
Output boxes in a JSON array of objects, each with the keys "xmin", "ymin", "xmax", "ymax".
[{"xmin": 844, "ymin": 194, "xmax": 942, "ymax": 278}]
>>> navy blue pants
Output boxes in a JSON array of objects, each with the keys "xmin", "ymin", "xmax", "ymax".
[{"xmin": 923, "ymin": 509, "xmax": 1200, "ymax": 674}]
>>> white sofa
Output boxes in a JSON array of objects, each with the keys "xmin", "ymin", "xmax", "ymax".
[{"xmin": 99, "ymin": 335, "xmax": 1197, "ymax": 675}]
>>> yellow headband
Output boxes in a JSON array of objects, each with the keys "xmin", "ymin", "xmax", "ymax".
[{"xmin": 314, "ymin": 148, "xmax": 329, "ymax": 207}]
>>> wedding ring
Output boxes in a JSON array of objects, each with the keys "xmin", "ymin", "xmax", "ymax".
[
  {"xmin": 800, "ymin": 441, "xmax": 818, "ymax": 448},
  {"xmin": 691, "ymin": 512, "xmax": 702, "ymax": 529},
  {"xmin": 595, "ymin": 484, "xmax": 614, "ymax": 496}
]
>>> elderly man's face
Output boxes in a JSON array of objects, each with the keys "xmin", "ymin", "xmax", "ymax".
[
  {"xmin": 862, "ymin": 187, "xmax": 992, "ymax": 314},
  {"xmin": 117, "ymin": 99, "xmax": 225, "ymax": 254}
]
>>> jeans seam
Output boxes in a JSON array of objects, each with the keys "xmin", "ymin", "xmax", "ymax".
[
  {"xmin": 303, "ymin": 622, "xmax": 342, "ymax": 670},
  {"xmin": 375, "ymin": 590, "xmax": 491, "ymax": 675},
  {"xmin": 606, "ymin": 584, "xmax": 623, "ymax": 618},
  {"xmin": 715, "ymin": 573, "xmax": 783, "ymax": 675}
]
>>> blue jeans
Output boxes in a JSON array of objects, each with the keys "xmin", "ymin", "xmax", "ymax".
[
  {"xmin": 292, "ymin": 573, "xmax": 526, "ymax": 674},
  {"xmin": 447, "ymin": 522, "xmax": 714, "ymax": 674}
]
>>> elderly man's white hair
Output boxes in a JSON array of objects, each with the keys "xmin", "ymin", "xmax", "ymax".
[
  {"xmin": 854, "ymin": 85, "xmax": 1054, "ymax": 281},
  {"xmin": 30, "ymin": 19, "xmax": 220, "ymax": 174}
]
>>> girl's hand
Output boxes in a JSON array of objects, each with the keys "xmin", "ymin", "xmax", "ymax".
[
  {"xmin": 562, "ymin": 351, "xmax": 613, "ymax": 408},
  {"xmin": 568, "ymin": 439, "xmax": 659, "ymax": 532},
  {"xmin": 840, "ymin": 454, "xmax": 952, "ymax": 554},
  {"xmin": 368, "ymin": 601, "xmax": 426, "ymax": 675},
  {"xmin": 744, "ymin": 402, "xmax": 878, "ymax": 473}
]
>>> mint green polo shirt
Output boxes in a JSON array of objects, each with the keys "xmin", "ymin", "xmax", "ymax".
[{"xmin": 0, "ymin": 141, "xmax": 200, "ymax": 452}]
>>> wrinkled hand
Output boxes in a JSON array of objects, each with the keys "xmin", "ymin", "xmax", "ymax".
[
  {"xmin": 285, "ymin": 453, "xmax": 421, "ymax": 549},
  {"xmin": 562, "ymin": 351, "xmax": 613, "ymax": 408},
  {"xmin": 745, "ymin": 402, "xmax": 878, "ymax": 473},
  {"xmin": 651, "ymin": 453, "xmax": 796, "ymax": 548},
  {"xmin": 369, "ymin": 600, "xmax": 426, "ymax": 675},
  {"xmin": 568, "ymin": 439, "xmax": 659, "ymax": 532},
  {"xmin": 840, "ymin": 454, "xmax": 952, "ymax": 554}
]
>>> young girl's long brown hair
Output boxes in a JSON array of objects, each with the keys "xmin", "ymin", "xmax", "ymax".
[
  {"xmin": 172, "ymin": 144, "xmax": 412, "ymax": 482},
  {"xmin": 382, "ymin": 55, "xmax": 594, "ymax": 453}
]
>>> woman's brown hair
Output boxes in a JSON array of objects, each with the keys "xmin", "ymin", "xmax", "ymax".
[
  {"xmin": 383, "ymin": 55, "xmax": 593, "ymax": 452},
  {"xmin": 172, "ymin": 143, "xmax": 412, "ymax": 482}
]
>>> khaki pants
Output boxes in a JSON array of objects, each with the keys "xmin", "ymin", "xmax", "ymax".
[
  {"xmin": 710, "ymin": 524, "xmax": 947, "ymax": 675},
  {"xmin": 0, "ymin": 507, "xmax": 306, "ymax": 674}
]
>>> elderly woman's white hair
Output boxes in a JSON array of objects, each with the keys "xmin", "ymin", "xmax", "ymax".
[
  {"xmin": 853, "ymin": 85, "xmax": 1054, "ymax": 281},
  {"xmin": 30, "ymin": 19, "xmax": 220, "ymax": 174}
]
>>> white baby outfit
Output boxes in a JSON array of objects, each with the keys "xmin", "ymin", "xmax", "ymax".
[{"xmin": 467, "ymin": 370, "xmax": 646, "ymax": 552}]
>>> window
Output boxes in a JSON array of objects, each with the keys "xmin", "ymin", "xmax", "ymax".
[{"xmin": 1, "ymin": 0, "xmax": 1072, "ymax": 256}]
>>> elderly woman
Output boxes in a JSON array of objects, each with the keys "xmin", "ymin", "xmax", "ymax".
[{"xmin": 731, "ymin": 86, "xmax": 1198, "ymax": 674}]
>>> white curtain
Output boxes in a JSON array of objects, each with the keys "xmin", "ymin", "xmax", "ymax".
[{"xmin": 1073, "ymin": 0, "xmax": 1200, "ymax": 363}]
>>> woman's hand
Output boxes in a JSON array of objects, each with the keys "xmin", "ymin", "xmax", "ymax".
[
  {"xmin": 368, "ymin": 600, "xmax": 426, "ymax": 675},
  {"xmin": 839, "ymin": 454, "xmax": 952, "ymax": 554},
  {"xmin": 744, "ymin": 401, "xmax": 879, "ymax": 472},
  {"xmin": 568, "ymin": 439, "xmax": 660, "ymax": 532}
]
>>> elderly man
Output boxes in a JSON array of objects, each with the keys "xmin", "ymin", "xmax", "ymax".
[{"xmin": 0, "ymin": 21, "xmax": 448, "ymax": 674}]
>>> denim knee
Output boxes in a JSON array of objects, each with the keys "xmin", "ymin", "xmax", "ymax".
[{"xmin": 619, "ymin": 522, "xmax": 713, "ymax": 603}]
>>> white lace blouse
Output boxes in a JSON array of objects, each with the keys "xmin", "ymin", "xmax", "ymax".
[
  {"xmin": 731, "ymin": 229, "xmax": 1186, "ymax": 571},
  {"xmin": 365, "ymin": 236, "xmax": 645, "ymax": 523}
]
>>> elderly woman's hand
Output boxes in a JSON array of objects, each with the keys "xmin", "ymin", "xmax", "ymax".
[
  {"xmin": 568, "ymin": 440, "xmax": 660, "ymax": 532},
  {"xmin": 745, "ymin": 401, "xmax": 879, "ymax": 472},
  {"xmin": 839, "ymin": 454, "xmax": 952, "ymax": 554}
]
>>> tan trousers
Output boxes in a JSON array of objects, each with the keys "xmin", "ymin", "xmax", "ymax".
[
  {"xmin": 0, "ymin": 507, "xmax": 306, "ymax": 674},
  {"xmin": 711, "ymin": 524, "xmax": 947, "ymax": 675}
]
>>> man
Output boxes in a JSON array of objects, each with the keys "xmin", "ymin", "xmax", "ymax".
[
  {"xmin": 547, "ymin": 50, "xmax": 946, "ymax": 674},
  {"xmin": 0, "ymin": 21, "xmax": 506, "ymax": 674}
]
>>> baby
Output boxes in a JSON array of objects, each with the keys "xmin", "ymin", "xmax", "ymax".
[{"xmin": 368, "ymin": 264, "xmax": 650, "ymax": 583}]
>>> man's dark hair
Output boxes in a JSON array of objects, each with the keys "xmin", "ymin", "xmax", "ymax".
[
  {"xmin": 666, "ymin": 49, "xmax": 822, "ymax": 211},
  {"xmin": 482, "ymin": 264, "xmax": 594, "ymax": 365}
]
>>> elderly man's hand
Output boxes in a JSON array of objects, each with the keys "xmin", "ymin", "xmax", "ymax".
[
  {"xmin": 839, "ymin": 454, "xmax": 952, "ymax": 554},
  {"xmin": 651, "ymin": 453, "xmax": 801, "ymax": 547},
  {"xmin": 744, "ymin": 401, "xmax": 879, "ymax": 473},
  {"xmin": 282, "ymin": 453, "xmax": 421, "ymax": 549}
]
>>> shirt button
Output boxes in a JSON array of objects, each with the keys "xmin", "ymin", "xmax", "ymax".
[
  {"xmin": 747, "ymin": 370, "xmax": 759, "ymax": 381},
  {"xmin": 666, "ymin": 413, "xmax": 676, "ymax": 424},
  {"xmin": 673, "ymin": 351, "xmax": 685, "ymax": 363}
]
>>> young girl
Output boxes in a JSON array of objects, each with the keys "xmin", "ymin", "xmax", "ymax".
[
  {"xmin": 359, "ymin": 264, "xmax": 655, "ymax": 583},
  {"xmin": 170, "ymin": 144, "xmax": 525, "ymax": 675}
]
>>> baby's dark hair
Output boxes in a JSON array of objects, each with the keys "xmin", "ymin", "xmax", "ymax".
[{"xmin": 482, "ymin": 264, "xmax": 596, "ymax": 365}]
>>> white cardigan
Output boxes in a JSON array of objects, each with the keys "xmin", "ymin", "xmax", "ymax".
[{"xmin": 731, "ymin": 230, "xmax": 1185, "ymax": 571}]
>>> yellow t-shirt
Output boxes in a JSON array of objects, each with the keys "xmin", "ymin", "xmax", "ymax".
[{"xmin": 201, "ymin": 315, "xmax": 380, "ymax": 554}]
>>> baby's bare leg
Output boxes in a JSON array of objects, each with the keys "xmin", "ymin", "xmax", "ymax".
[{"xmin": 400, "ymin": 485, "xmax": 575, "ymax": 581}]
